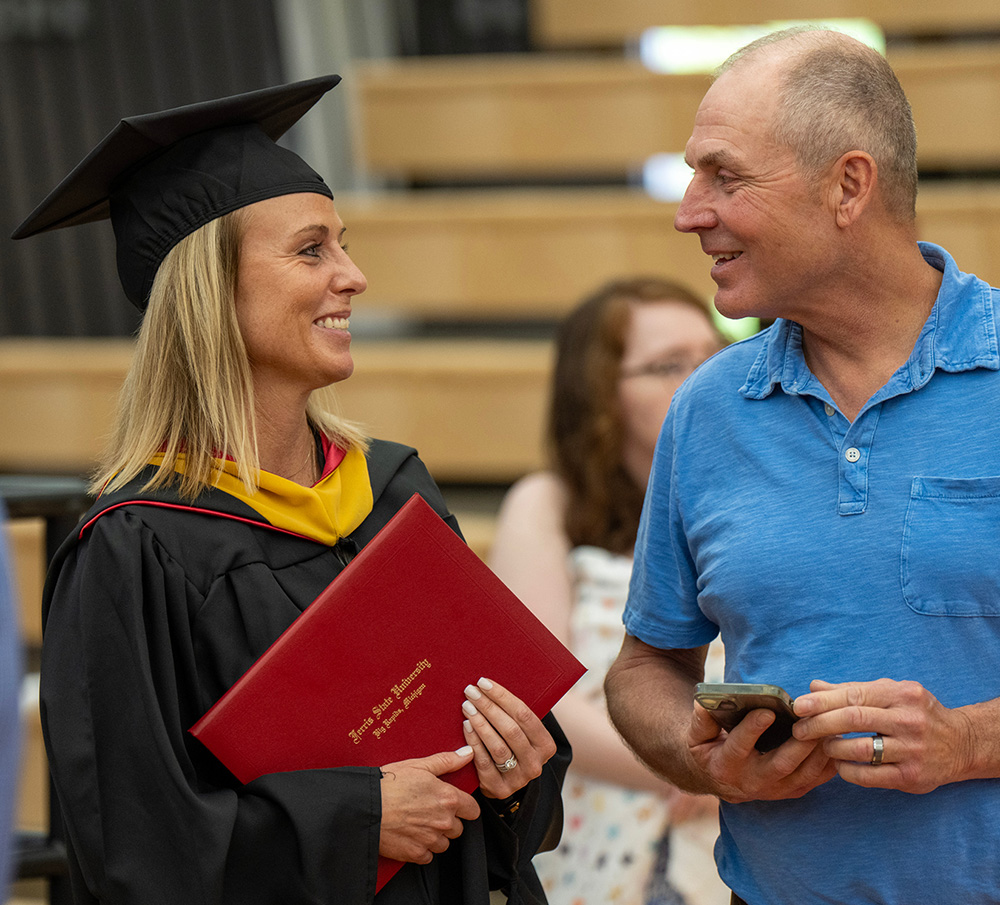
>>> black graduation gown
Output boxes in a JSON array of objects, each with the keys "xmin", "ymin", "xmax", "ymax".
[{"xmin": 40, "ymin": 439, "xmax": 569, "ymax": 905}]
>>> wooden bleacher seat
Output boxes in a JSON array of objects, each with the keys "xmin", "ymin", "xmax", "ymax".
[
  {"xmin": 915, "ymin": 181, "xmax": 1000, "ymax": 284},
  {"xmin": 338, "ymin": 339, "xmax": 551, "ymax": 483},
  {"xmin": 531, "ymin": 0, "xmax": 1000, "ymax": 48},
  {"xmin": 449, "ymin": 510, "xmax": 498, "ymax": 563},
  {"xmin": 341, "ymin": 182, "xmax": 1000, "ymax": 316},
  {"xmin": 0, "ymin": 339, "xmax": 134, "ymax": 475},
  {"xmin": 2, "ymin": 181, "xmax": 998, "ymax": 482},
  {"xmin": 354, "ymin": 44, "xmax": 1000, "ymax": 178},
  {"xmin": 15, "ymin": 682, "xmax": 46, "ymax": 840},
  {"xmin": 889, "ymin": 44, "xmax": 1000, "ymax": 171},
  {"xmin": 0, "ymin": 338, "xmax": 551, "ymax": 485},
  {"xmin": 337, "ymin": 188, "xmax": 717, "ymax": 317},
  {"xmin": 354, "ymin": 55, "xmax": 705, "ymax": 180}
]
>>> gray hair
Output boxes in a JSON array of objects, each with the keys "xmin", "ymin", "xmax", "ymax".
[{"xmin": 719, "ymin": 28, "xmax": 918, "ymax": 221}]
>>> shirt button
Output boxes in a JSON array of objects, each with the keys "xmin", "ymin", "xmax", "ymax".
[
  {"xmin": 824, "ymin": 403, "xmax": 835, "ymax": 416},
  {"xmin": 845, "ymin": 447, "xmax": 861, "ymax": 463}
]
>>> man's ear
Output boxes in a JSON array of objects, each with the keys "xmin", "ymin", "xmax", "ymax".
[{"xmin": 828, "ymin": 151, "xmax": 877, "ymax": 228}]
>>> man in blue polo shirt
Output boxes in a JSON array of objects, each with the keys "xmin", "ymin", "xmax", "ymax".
[{"xmin": 605, "ymin": 26, "xmax": 1000, "ymax": 905}]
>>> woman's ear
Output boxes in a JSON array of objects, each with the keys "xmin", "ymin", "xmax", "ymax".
[{"xmin": 828, "ymin": 151, "xmax": 877, "ymax": 228}]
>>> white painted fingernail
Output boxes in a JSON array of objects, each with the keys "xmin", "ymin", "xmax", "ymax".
[
  {"xmin": 462, "ymin": 700, "xmax": 478, "ymax": 717},
  {"xmin": 463, "ymin": 719, "xmax": 473, "ymax": 733},
  {"xmin": 455, "ymin": 745, "xmax": 474, "ymax": 756},
  {"xmin": 477, "ymin": 677, "xmax": 493, "ymax": 691},
  {"xmin": 464, "ymin": 683, "xmax": 482, "ymax": 700}
]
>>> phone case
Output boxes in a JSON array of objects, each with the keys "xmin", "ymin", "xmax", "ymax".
[{"xmin": 694, "ymin": 683, "xmax": 798, "ymax": 752}]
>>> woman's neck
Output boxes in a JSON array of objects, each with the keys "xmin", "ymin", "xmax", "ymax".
[{"xmin": 255, "ymin": 404, "xmax": 319, "ymax": 486}]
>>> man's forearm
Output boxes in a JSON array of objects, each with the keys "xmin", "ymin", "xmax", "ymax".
[{"xmin": 604, "ymin": 636, "xmax": 714, "ymax": 794}]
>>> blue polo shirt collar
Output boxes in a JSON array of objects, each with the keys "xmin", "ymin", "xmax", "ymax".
[{"xmin": 740, "ymin": 242, "xmax": 999, "ymax": 402}]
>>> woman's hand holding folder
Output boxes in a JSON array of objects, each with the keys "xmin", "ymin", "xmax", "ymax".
[{"xmin": 379, "ymin": 747, "xmax": 480, "ymax": 864}]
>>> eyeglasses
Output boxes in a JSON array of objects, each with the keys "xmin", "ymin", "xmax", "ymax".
[{"xmin": 620, "ymin": 355, "xmax": 705, "ymax": 381}]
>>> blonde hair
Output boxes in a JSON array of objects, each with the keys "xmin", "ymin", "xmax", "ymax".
[{"xmin": 93, "ymin": 209, "xmax": 368, "ymax": 499}]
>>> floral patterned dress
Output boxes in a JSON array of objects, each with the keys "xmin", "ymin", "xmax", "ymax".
[{"xmin": 533, "ymin": 546, "xmax": 680, "ymax": 905}]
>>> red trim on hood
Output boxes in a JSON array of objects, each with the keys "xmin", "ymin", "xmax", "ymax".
[{"xmin": 78, "ymin": 500, "xmax": 321, "ymax": 544}]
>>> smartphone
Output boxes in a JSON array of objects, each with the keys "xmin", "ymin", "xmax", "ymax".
[{"xmin": 694, "ymin": 682, "xmax": 799, "ymax": 753}]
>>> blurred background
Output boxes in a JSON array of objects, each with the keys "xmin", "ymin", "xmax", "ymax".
[{"xmin": 3, "ymin": 0, "xmax": 1000, "ymax": 901}]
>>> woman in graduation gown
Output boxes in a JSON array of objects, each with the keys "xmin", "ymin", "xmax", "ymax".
[{"xmin": 13, "ymin": 76, "xmax": 569, "ymax": 905}]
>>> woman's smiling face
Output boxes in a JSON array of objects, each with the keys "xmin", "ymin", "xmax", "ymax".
[{"xmin": 234, "ymin": 192, "xmax": 367, "ymax": 402}]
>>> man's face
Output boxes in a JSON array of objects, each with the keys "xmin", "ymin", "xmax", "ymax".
[{"xmin": 674, "ymin": 60, "xmax": 836, "ymax": 323}]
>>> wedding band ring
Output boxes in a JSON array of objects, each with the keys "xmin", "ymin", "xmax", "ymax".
[
  {"xmin": 870, "ymin": 734, "xmax": 885, "ymax": 766},
  {"xmin": 495, "ymin": 755, "xmax": 518, "ymax": 774}
]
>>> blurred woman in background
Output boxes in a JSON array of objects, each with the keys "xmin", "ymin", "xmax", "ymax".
[{"xmin": 490, "ymin": 278, "xmax": 729, "ymax": 905}]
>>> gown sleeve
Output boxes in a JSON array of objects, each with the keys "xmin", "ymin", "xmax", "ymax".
[
  {"xmin": 41, "ymin": 512, "xmax": 384, "ymax": 905},
  {"xmin": 479, "ymin": 711, "xmax": 571, "ymax": 905}
]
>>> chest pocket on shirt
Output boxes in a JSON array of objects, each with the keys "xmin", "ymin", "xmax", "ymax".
[{"xmin": 901, "ymin": 475, "xmax": 1000, "ymax": 616}]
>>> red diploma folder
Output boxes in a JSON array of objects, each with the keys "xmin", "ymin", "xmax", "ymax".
[{"xmin": 190, "ymin": 492, "xmax": 585, "ymax": 892}]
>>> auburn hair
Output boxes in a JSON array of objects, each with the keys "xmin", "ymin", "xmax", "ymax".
[{"xmin": 549, "ymin": 277, "xmax": 714, "ymax": 553}]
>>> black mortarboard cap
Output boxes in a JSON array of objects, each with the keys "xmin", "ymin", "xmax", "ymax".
[{"xmin": 12, "ymin": 74, "xmax": 341, "ymax": 309}]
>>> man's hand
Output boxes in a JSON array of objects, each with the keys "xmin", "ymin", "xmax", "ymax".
[
  {"xmin": 691, "ymin": 702, "xmax": 837, "ymax": 803},
  {"xmin": 605, "ymin": 636, "xmax": 836, "ymax": 802},
  {"xmin": 792, "ymin": 678, "xmax": 978, "ymax": 794}
]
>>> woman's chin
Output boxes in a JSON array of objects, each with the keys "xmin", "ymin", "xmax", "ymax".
[{"xmin": 319, "ymin": 358, "xmax": 355, "ymax": 387}]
